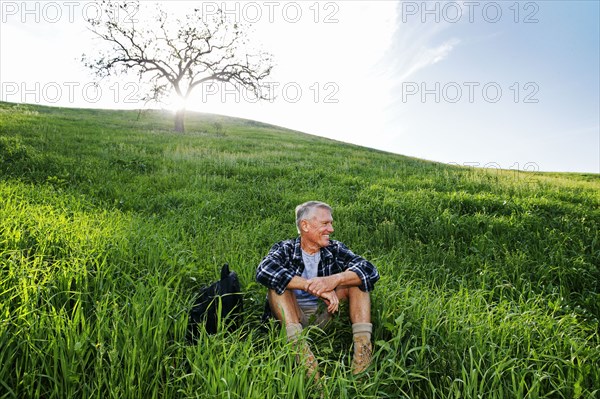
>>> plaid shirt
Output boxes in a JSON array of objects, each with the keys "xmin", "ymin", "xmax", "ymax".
[{"xmin": 256, "ymin": 237, "xmax": 379, "ymax": 295}]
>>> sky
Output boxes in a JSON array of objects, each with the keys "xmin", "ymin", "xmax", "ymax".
[{"xmin": 1, "ymin": 1, "xmax": 599, "ymax": 173}]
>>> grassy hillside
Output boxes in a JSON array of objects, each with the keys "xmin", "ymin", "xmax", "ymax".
[{"xmin": 1, "ymin": 101, "xmax": 598, "ymax": 398}]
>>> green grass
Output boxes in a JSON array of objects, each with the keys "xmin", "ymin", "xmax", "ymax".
[{"xmin": 1, "ymin": 101, "xmax": 598, "ymax": 398}]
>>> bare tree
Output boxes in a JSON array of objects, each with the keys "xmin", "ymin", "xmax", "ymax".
[{"xmin": 82, "ymin": 1, "xmax": 274, "ymax": 132}]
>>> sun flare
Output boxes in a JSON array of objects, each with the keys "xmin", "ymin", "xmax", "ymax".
[{"xmin": 168, "ymin": 94, "xmax": 188, "ymax": 113}]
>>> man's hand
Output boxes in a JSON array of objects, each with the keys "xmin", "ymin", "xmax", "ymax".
[
  {"xmin": 320, "ymin": 290, "xmax": 339, "ymax": 313},
  {"xmin": 306, "ymin": 276, "xmax": 339, "ymax": 297}
]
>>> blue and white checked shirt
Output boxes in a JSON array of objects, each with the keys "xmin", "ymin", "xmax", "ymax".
[{"xmin": 256, "ymin": 237, "xmax": 380, "ymax": 295}]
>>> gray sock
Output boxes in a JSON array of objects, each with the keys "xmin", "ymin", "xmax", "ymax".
[
  {"xmin": 285, "ymin": 323, "xmax": 303, "ymax": 341},
  {"xmin": 352, "ymin": 322, "xmax": 372, "ymax": 340}
]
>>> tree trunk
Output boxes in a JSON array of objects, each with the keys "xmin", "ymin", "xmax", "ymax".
[{"xmin": 174, "ymin": 109, "xmax": 185, "ymax": 132}]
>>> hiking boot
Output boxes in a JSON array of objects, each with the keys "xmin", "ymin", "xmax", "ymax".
[
  {"xmin": 351, "ymin": 335, "xmax": 372, "ymax": 374},
  {"xmin": 296, "ymin": 341, "xmax": 320, "ymax": 382}
]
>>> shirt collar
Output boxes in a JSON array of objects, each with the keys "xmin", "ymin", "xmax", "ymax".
[{"xmin": 294, "ymin": 236, "xmax": 334, "ymax": 263}]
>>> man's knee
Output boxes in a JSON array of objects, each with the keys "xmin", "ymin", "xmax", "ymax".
[
  {"xmin": 347, "ymin": 286, "xmax": 371, "ymax": 323},
  {"xmin": 351, "ymin": 286, "xmax": 370, "ymax": 297},
  {"xmin": 338, "ymin": 285, "xmax": 370, "ymax": 303},
  {"xmin": 335, "ymin": 286, "xmax": 350, "ymax": 301},
  {"xmin": 268, "ymin": 289, "xmax": 301, "ymax": 324},
  {"xmin": 268, "ymin": 289, "xmax": 294, "ymax": 309}
]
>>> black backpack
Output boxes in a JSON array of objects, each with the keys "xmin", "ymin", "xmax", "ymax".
[{"xmin": 187, "ymin": 263, "xmax": 243, "ymax": 342}]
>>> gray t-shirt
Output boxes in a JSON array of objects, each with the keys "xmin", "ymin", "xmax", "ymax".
[{"xmin": 293, "ymin": 250, "xmax": 320, "ymax": 308}]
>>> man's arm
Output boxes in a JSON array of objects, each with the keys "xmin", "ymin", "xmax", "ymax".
[
  {"xmin": 287, "ymin": 276, "xmax": 340, "ymax": 313},
  {"xmin": 286, "ymin": 276, "xmax": 310, "ymax": 291},
  {"xmin": 335, "ymin": 242, "xmax": 380, "ymax": 292},
  {"xmin": 256, "ymin": 241, "xmax": 297, "ymax": 295},
  {"xmin": 305, "ymin": 270, "xmax": 361, "ymax": 297}
]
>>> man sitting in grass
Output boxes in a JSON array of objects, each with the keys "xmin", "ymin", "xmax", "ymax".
[{"xmin": 256, "ymin": 201, "xmax": 380, "ymax": 378}]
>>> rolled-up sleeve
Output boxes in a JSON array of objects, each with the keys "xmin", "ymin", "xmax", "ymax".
[
  {"xmin": 256, "ymin": 242, "xmax": 296, "ymax": 295},
  {"xmin": 335, "ymin": 242, "xmax": 380, "ymax": 292}
]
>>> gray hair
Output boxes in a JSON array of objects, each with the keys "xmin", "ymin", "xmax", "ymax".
[{"xmin": 295, "ymin": 201, "xmax": 332, "ymax": 234}]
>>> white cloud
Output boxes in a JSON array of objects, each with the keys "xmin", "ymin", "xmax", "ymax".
[{"xmin": 394, "ymin": 37, "xmax": 460, "ymax": 82}]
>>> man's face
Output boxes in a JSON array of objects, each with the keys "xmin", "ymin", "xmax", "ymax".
[{"xmin": 301, "ymin": 207, "xmax": 334, "ymax": 249}]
